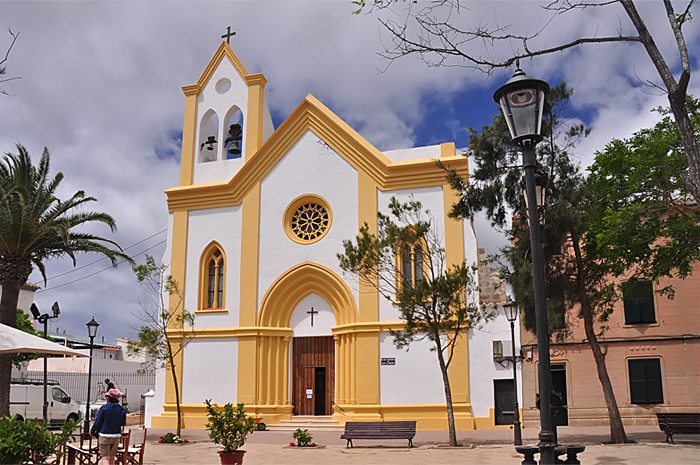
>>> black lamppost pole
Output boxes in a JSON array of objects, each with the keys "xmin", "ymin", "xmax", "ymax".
[
  {"xmin": 84, "ymin": 317, "xmax": 99, "ymax": 434},
  {"xmin": 503, "ymin": 300, "xmax": 522, "ymax": 446},
  {"xmin": 494, "ymin": 67, "xmax": 556, "ymax": 464},
  {"xmin": 29, "ymin": 302, "xmax": 60, "ymax": 424}
]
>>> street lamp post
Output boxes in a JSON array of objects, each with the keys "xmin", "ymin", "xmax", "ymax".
[
  {"xmin": 503, "ymin": 300, "xmax": 522, "ymax": 446},
  {"xmin": 493, "ymin": 67, "xmax": 556, "ymax": 464},
  {"xmin": 29, "ymin": 302, "xmax": 60, "ymax": 424},
  {"xmin": 84, "ymin": 317, "xmax": 99, "ymax": 435}
]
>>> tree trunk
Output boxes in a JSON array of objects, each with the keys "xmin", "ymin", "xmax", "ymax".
[
  {"xmin": 435, "ymin": 338, "xmax": 457, "ymax": 447},
  {"xmin": 0, "ymin": 280, "xmax": 23, "ymax": 416},
  {"xmin": 571, "ymin": 236, "xmax": 628, "ymax": 443},
  {"xmin": 166, "ymin": 339, "xmax": 182, "ymax": 437}
]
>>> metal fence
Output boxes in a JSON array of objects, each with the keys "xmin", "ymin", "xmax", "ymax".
[{"xmin": 26, "ymin": 371, "xmax": 155, "ymax": 411}]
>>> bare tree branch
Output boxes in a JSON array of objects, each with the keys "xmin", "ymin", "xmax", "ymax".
[{"xmin": 0, "ymin": 28, "xmax": 20, "ymax": 96}]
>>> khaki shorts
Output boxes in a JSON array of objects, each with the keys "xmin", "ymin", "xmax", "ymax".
[{"xmin": 98, "ymin": 436, "xmax": 120, "ymax": 457}]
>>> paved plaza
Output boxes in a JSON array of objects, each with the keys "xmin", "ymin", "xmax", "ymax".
[{"xmin": 142, "ymin": 425, "xmax": 700, "ymax": 464}]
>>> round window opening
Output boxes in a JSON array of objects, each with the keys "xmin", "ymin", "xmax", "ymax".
[
  {"xmin": 215, "ymin": 78, "xmax": 231, "ymax": 94},
  {"xmin": 284, "ymin": 196, "xmax": 332, "ymax": 244}
]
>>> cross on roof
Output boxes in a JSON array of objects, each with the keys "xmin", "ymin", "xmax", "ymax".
[{"xmin": 221, "ymin": 26, "xmax": 236, "ymax": 45}]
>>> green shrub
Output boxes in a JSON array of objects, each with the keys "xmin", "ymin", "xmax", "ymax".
[
  {"xmin": 292, "ymin": 428, "xmax": 314, "ymax": 447},
  {"xmin": 0, "ymin": 415, "xmax": 78, "ymax": 464},
  {"xmin": 204, "ymin": 400, "xmax": 256, "ymax": 452}
]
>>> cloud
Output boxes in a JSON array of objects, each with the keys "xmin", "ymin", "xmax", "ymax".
[{"xmin": 0, "ymin": 0, "xmax": 697, "ymax": 341}]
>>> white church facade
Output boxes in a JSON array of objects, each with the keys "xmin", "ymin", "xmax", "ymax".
[{"xmin": 147, "ymin": 42, "xmax": 521, "ymax": 431}]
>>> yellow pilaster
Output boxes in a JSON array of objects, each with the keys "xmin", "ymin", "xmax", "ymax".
[
  {"xmin": 282, "ymin": 337, "xmax": 290, "ymax": 404},
  {"xmin": 179, "ymin": 86, "xmax": 199, "ymax": 187},
  {"xmin": 244, "ymin": 74, "xmax": 267, "ymax": 158},
  {"xmin": 237, "ymin": 183, "xmax": 261, "ymax": 404},
  {"xmin": 354, "ymin": 171, "xmax": 380, "ymax": 415},
  {"xmin": 441, "ymin": 142, "xmax": 470, "ymax": 406}
]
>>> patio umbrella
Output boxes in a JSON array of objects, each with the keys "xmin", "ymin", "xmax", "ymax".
[{"xmin": 0, "ymin": 323, "xmax": 87, "ymax": 356}]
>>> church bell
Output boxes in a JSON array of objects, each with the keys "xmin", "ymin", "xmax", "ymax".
[{"xmin": 227, "ymin": 140, "xmax": 241, "ymax": 155}]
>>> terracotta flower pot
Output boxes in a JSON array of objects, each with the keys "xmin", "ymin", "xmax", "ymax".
[{"xmin": 218, "ymin": 450, "xmax": 246, "ymax": 465}]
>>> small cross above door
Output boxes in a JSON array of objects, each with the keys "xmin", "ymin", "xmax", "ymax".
[{"xmin": 307, "ymin": 307, "xmax": 318, "ymax": 326}]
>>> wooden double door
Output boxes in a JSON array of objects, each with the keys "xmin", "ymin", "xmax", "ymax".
[{"xmin": 292, "ymin": 336, "xmax": 335, "ymax": 416}]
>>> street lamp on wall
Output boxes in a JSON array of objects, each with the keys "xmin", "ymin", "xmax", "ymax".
[
  {"xmin": 29, "ymin": 302, "xmax": 60, "ymax": 424},
  {"xmin": 503, "ymin": 300, "xmax": 522, "ymax": 446},
  {"xmin": 494, "ymin": 67, "xmax": 556, "ymax": 464},
  {"xmin": 84, "ymin": 317, "xmax": 99, "ymax": 435}
]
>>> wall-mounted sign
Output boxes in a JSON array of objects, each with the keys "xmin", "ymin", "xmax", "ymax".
[
  {"xmin": 306, "ymin": 389, "xmax": 313, "ymax": 395},
  {"xmin": 380, "ymin": 358, "xmax": 396, "ymax": 366}
]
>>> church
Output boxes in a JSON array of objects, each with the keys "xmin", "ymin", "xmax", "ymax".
[{"xmin": 146, "ymin": 41, "xmax": 521, "ymax": 431}]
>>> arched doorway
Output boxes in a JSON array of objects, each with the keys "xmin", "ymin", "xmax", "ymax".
[{"xmin": 258, "ymin": 262, "xmax": 359, "ymax": 412}]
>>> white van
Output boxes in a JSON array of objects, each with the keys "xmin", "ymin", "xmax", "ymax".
[{"xmin": 10, "ymin": 379, "xmax": 81, "ymax": 426}]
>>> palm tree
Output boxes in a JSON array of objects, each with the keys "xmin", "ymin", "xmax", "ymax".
[{"xmin": 0, "ymin": 144, "xmax": 132, "ymax": 415}]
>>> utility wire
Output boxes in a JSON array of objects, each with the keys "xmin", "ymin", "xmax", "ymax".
[
  {"xmin": 36, "ymin": 239, "xmax": 167, "ymax": 293},
  {"xmin": 44, "ymin": 229, "xmax": 167, "ymax": 280}
]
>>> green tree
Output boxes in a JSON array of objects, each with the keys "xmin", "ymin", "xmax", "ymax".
[
  {"xmin": 442, "ymin": 83, "xmax": 633, "ymax": 443},
  {"xmin": 354, "ymin": 0, "xmax": 700, "ymax": 206},
  {"xmin": 128, "ymin": 255, "xmax": 196, "ymax": 438},
  {"xmin": 12, "ymin": 308, "xmax": 42, "ymax": 370},
  {"xmin": 586, "ymin": 96, "xmax": 700, "ymax": 305},
  {"xmin": 0, "ymin": 144, "xmax": 131, "ymax": 416},
  {"xmin": 338, "ymin": 197, "xmax": 492, "ymax": 447}
]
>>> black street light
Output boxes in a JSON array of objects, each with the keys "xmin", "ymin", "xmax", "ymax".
[
  {"xmin": 84, "ymin": 317, "xmax": 99, "ymax": 435},
  {"xmin": 29, "ymin": 302, "xmax": 60, "ymax": 424},
  {"xmin": 494, "ymin": 67, "xmax": 556, "ymax": 465},
  {"xmin": 503, "ymin": 300, "xmax": 522, "ymax": 446}
]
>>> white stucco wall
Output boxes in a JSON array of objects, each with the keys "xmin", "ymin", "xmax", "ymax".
[
  {"xmin": 379, "ymin": 333, "xmax": 445, "ymax": 404},
  {"xmin": 145, "ymin": 368, "xmax": 165, "ymax": 427},
  {"xmin": 181, "ymin": 338, "xmax": 238, "ymax": 404},
  {"xmin": 258, "ymin": 130, "xmax": 359, "ymax": 314},
  {"xmin": 468, "ymin": 306, "xmax": 522, "ymax": 418},
  {"xmin": 185, "ymin": 206, "xmax": 243, "ymax": 329},
  {"xmin": 383, "ymin": 145, "xmax": 442, "ymax": 163},
  {"xmin": 290, "ymin": 293, "xmax": 336, "ymax": 337},
  {"xmin": 193, "ymin": 58, "xmax": 249, "ymax": 185},
  {"xmin": 376, "ymin": 187, "xmax": 445, "ymax": 322}
]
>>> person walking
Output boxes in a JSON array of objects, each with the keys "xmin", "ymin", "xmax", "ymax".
[{"xmin": 91, "ymin": 388, "xmax": 126, "ymax": 465}]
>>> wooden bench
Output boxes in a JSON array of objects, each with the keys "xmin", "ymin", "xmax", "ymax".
[
  {"xmin": 656, "ymin": 412, "xmax": 700, "ymax": 443},
  {"xmin": 340, "ymin": 421, "xmax": 416, "ymax": 448}
]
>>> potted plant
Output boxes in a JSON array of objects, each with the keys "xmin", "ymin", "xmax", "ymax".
[{"xmin": 204, "ymin": 399, "xmax": 256, "ymax": 465}]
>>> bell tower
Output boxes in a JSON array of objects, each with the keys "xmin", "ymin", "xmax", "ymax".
[{"xmin": 178, "ymin": 40, "xmax": 274, "ymax": 186}]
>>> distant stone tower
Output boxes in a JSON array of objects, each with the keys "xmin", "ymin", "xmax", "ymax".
[{"xmin": 179, "ymin": 42, "xmax": 274, "ymax": 186}]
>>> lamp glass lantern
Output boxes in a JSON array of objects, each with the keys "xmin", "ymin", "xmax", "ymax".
[
  {"xmin": 86, "ymin": 317, "xmax": 99, "ymax": 338},
  {"xmin": 503, "ymin": 300, "xmax": 518, "ymax": 323},
  {"xmin": 493, "ymin": 68, "xmax": 550, "ymax": 145}
]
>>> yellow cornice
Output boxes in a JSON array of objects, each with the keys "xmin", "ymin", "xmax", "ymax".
[
  {"xmin": 166, "ymin": 94, "xmax": 469, "ymax": 213},
  {"xmin": 244, "ymin": 73, "xmax": 267, "ymax": 88},
  {"xmin": 180, "ymin": 42, "xmax": 259, "ymax": 97},
  {"xmin": 168, "ymin": 321, "xmax": 406, "ymax": 340}
]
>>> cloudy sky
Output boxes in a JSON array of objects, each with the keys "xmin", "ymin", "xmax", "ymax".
[{"xmin": 1, "ymin": 1, "xmax": 697, "ymax": 342}]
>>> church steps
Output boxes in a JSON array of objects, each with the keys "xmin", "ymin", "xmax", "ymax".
[{"xmin": 265, "ymin": 416, "xmax": 344, "ymax": 431}]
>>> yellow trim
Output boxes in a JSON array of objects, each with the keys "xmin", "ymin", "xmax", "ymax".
[
  {"xmin": 197, "ymin": 241, "xmax": 227, "ymax": 310},
  {"xmin": 258, "ymin": 261, "xmax": 359, "ymax": 327},
  {"xmin": 162, "ymin": 211, "xmax": 189, "ymax": 409},
  {"xmin": 236, "ymin": 183, "xmax": 261, "ymax": 405},
  {"xmin": 283, "ymin": 195, "xmax": 333, "ymax": 245},
  {"xmin": 166, "ymin": 95, "xmax": 470, "ymax": 213},
  {"xmin": 195, "ymin": 42, "xmax": 251, "ymax": 91},
  {"xmin": 179, "ymin": 92, "xmax": 198, "ymax": 187},
  {"xmin": 244, "ymin": 74, "xmax": 267, "ymax": 158},
  {"xmin": 194, "ymin": 308, "xmax": 228, "ymax": 314}
]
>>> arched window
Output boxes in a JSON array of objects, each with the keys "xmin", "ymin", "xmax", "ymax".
[
  {"xmin": 199, "ymin": 109, "xmax": 220, "ymax": 163},
  {"xmin": 199, "ymin": 243, "xmax": 226, "ymax": 310},
  {"xmin": 397, "ymin": 235, "xmax": 426, "ymax": 292}
]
